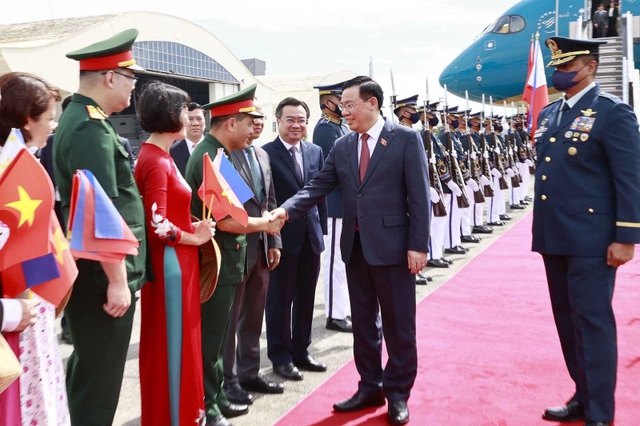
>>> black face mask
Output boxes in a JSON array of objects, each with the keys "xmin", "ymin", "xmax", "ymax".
[
  {"xmin": 450, "ymin": 119, "xmax": 460, "ymax": 129},
  {"xmin": 322, "ymin": 100, "xmax": 342, "ymax": 117},
  {"xmin": 428, "ymin": 116, "xmax": 439, "ymax": 126},
  {"xmin": 408, "ymin": 112, "xmax": 420, "ymax": 124},
  {"xmin": 494, "ymin": 124, "xmax": 503, "ymax": 133}
]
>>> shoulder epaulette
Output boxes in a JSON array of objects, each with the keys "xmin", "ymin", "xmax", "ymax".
[
  {"xmin": 86, "ymin": 105, "xmax": 108, "ymax": 120},
  {"xmin": 319, "ymin": 114, "xmax": 341, "ymax": 125},
  {"xmin": 598, "ymin": 91, "xmax": 621, "ymax": 103}
]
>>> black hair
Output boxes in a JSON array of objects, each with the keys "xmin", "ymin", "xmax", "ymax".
[
  {"xmin": 137, "ymin": 81, "xmax": 190, "ymax": 133},
  {"xmin": 188, "ymin": 102, "xmax": 202, "ymax": 112},
  {"xmin": 341, "ymin": 76, "xmax": 384, "ymax": 110},
  {"xmin": 275, "ymin": 97, "xmax": 310, "ymax": 119},
  {"xmin": 62, "ymin": 96, "xmax": 72, "ymax": 112}
]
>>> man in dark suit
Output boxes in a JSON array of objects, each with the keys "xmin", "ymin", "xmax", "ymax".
[
  {"xmin": 171, "ymin": 102, "xmax": 205, "ymax": 176},
  {"xmin": 271, "ymin": 76, "xmax": 430, "ymax": 425},
  {"xmin": 222, "ymin": 102, "xmax": 285, "ymax": 405},
  {"xmin": 534, "ymin": 37, "xmax": 640, "ymax": 426},
  {"xmin": 262, "ymin": 97, "xmax": 328, "ymax": 382}
]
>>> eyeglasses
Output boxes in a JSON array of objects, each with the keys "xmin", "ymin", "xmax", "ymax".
[
  {"xmin": 283, "ymin": 118, "xmax": 308, "ymax": 126},
  {"xmin": 103, "ymin": 70, "xmax": 138, "ymax": 83},
  {"xmin": 337, "ymin": 97, "xmax": 371, "ymax": 113}
]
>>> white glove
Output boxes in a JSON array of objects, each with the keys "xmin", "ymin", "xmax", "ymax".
[
  {"xmin": 525, "ymin": 159, "xmax": 534, "ymax": 167},
  {"xmin": 450, "ymin": 150, "xmax": 458, "ymax": 159},
  {"xmin": 470, "ymin": 152, "xmax": 477, "ymax": 160},
  {"xmin": 480, "ymin": 174, "xmax": 492, "ymax": 187},
  {"xmin": 429, "ymin": 155, "xmax": 436, "ymax": 165},
  {"xmin": 446, "ymin": 180, "xmax": 463, "ymax": 197},
  {"xmin": 494, "ymin": 146, "xmax": 501, "ymax": 155},
  {"xmin": 483, "ymin": 151, "xmax": 489, "ymax": 159},
  {"xmin": 491, "ymin": 168, "xmax": 502, "ymax": 178},
  {"xmin": 429, "ymin": 187, "xmax": 440, "ymax": 203},
  {"xmin": 467, "ymin": 179, "xmax": 479, "ymax": 192},
  {"xmin": 506, "ymin": 168, "xmax": 515, "ymax": 177}
]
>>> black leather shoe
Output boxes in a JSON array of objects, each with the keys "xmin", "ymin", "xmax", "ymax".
[
  {"xmin": 427, "ymin": 259, "xmax": 449, "ymax": 268},
  {"xmin": 472, "ymin": 225, "xmax": 493, "ymax": 234},
  {"xmin": 326, "ymin": 317, "xmax": 353, "ymax": 333},
  {"xmin": 461, "ymin": 235, "xmax": 481, "ymax": 243},
  {"xmin": 519, "ymin": 200, "xmax": 530, "ymax": 205},
  {"xmin": 219, "ymin": 402, "xmax": 249, "ymax": 419},
  {"xmin": 333, "ymin": 390, "xmax": 385, "ymax": 412},
  {"xmin": 240, "ymin": 375, "xmax": 284, "ymax": 394},
  {"xmin": 584, "ymin": 422, "xmax": 611, "ymax": 426},
  {"xmin": 415, "ymin": 272, "xmax": 432, "ymax": 285},
  {"xmin": 455, "ymin": 245, "xmax": 470, "ymax": 252},
  {"xmin": 499, "ymin": 214, "xmax": 512, "ymax": 221},
  {"xmin": 205, "ymin": 414, "xmax": 231, "ymax": 426},
  {"xmin": 542, "ymin": 400, "xmax": 585, "ymax": 422},
  {"xmin": 223, "ymin": 383, "xmax": 253, "ymax": 405},
  {"xmin": 487, "ymin": 221, "xmax": 505, "ymax": 226},
  {"xmin": 293, "ymin": 355, "xmax": 327, "ymax": 372},
  {"xmin": 440, "ymin": 257, "xmax": 453, "ymax": 265},
  {"xmin": 510, "ymin": 204, "xmax": 526, "ymax": 210},
  {"xmin": 273, "ymin": 363, "xmax": 303, "ymax": 380},
  {"xmin": 444, "ymin": 246, "xmax": 466, "ymax": 255},
  {"xmin": 388, "ymin": 400, "xmax": 410, "ymax": 425}
]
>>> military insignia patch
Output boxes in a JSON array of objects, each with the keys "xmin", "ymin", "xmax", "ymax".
[
  {"xmin": 570, "ymin": 116, "xmax": 596, "ymax": 132},
  {"xmin": 565, "ymin": 131, "xmax": 573, "ymax": 138},
  {"xmin": 580, "ymin": 108, "xmax": 597, "ymax": 117},
  {"xmin": 580, "ymin": 133, "xmax": 589, "ymax": 142},
  {"xmin": 86, "ymin": 105, "xmax": 106, "ymax": 120}
]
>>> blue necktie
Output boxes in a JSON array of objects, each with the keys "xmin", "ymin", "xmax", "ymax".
[{"xmin": 289, "ymin": 146, "xmax": 304, "ymax": 185}]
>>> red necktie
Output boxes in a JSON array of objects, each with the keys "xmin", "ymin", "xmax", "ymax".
[{"xmin": 359, "ymin": 133, "xmax": 370, "ymax": 183}]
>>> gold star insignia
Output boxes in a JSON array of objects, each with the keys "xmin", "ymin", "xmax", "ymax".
[
  {"xmin": 52, "ymin": 226, "xmax": 69, "ymax": 264},
  {"xmin": 5, "ymin": 186, "xmax": 42, "ymax": 227},
  {"xmin": 220, "ymin": 190, "xmax": 233, "ymax": 204}
]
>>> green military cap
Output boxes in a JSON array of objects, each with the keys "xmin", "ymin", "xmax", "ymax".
[
  {"xmin": 66, "ymin": 28, "xmax": 144, "ymax": 71},
  {"xmin": 202, "ymin": 83, "xmax": 262, "ymax": 117}
]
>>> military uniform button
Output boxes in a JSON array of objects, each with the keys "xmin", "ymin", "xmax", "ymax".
[
  {"xmin": 542, "ymin": 175, "xmax": 547, "ymax": 181},
  {"xmin": 545, "ymin": 157, "xmax": 551, "ymax": 162},
  {"xmin": 589, "ymin": 208, "xmax": 594, "ymax": 213},
  {"xmin": 550, "ymin": 137, "xmax": 556, "ymax": 143},
  {"xmin": 541, "ymin": 195, "xmax": 547, "ymax": 201},
  {"xmin": 568, "ymin": 147, "xmax": 577, "ymax": 156}
]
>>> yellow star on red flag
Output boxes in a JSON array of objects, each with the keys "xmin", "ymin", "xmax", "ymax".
[{"xmin": 5, "ymin": 186, "xmax": 42, "ymax": 227}]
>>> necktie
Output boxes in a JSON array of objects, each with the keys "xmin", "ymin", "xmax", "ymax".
[
  {"xmin": 245, "ymin": 146, "xmax": 264, "ymax": 206},
  {"xmin": 359, "ymin": 133, "xmax": 370, "ymax": 183},
  {"xmin": 557, "ymin": 101, "xmax": 570, "ymax": 126},
  {"xmin": 289, "ymin": 146, "xmax": 304, "ymax": 185}
]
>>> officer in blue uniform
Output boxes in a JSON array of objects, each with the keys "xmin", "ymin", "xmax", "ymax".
[
  {"xmin": 312, "ymin": 82, "xmax": 353, "ymax": 332},
  {"xmin": 534, "ymin": 37, "xmax": 640, "ymax": 426}
]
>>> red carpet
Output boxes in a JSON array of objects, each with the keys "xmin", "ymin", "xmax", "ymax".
[{"xmin": 275, "ymin": 213, "xmax": 640, "ymax": 426}]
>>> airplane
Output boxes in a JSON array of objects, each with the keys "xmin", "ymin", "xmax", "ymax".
[{"xmin": 439, "ymin": 0, "xmax": 640, "ymax": 102}]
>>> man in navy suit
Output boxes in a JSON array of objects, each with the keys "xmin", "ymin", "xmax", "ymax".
[
  {"xmin": 262, "ymin": 97, "xmax": 328, "ymax": 382},
  {"xmin": 272, "ymin": 76, "xmax": 430, "ymax": 425},
  {"xmin": 170, "ymin": 102, "xmax": 205, "ymax": 176},
  {"xmin": 534, "ymin": 37, "xmax": 640, "ymax": 426}
]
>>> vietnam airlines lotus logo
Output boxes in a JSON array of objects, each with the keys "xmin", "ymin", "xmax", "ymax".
[{"xmin": 538, "ymin": 11, "xmax": 556, "ymax": 34}]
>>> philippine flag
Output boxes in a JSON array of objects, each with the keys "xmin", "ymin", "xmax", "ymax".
[{"xmin": 523, "ymin": 33, "xmax": 550, "ymax": 137}]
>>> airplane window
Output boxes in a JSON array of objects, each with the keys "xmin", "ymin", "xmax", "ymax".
[
  {"xmin": 481, "ymin": 18, "xmax": 499, "ymax": 35},
  {"xmin": 492, "ymin": 15, "xmax": 510, "ymax": 34},
  {"xmin": 510, "ymin": 15, "xmax": 526, "ymax": 33}
]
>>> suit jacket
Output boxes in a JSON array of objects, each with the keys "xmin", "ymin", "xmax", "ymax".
[
  {"xmin": 230, "ymin": 146, "xmax": 282, "ymax": 270},
  {"xmin": 313, "ymin": 117, "xmax": 348, "ymax": 218},
  {"xmin": 594, "ymin": 9, "xmax": 608, "ymax": 26},
  {"xmin": 281, "ymin": 118, "xmax": 430, "ymax": 266},
  {"xmin": 532, "ymin": 84, "xmax": 640, "ymax": 256},
  {"xmin": 262, "ymin": 137, "xmax": 327, "ymax": 257},
  {"xmin": 170, "ymin": 139, "xmax": 190, "ymax": 177}
]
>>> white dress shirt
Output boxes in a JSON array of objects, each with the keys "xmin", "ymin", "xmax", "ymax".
[
  {"xmin": 357, "ymin": 116, "xmax": 385, "ymax": 165},
  {"xmin": 186, "ymin": 135, "xmax": 204, "ymax": 156},
  {"xmin": 280, "ymin": 138, "xmax": 304, "ymax": 169}
]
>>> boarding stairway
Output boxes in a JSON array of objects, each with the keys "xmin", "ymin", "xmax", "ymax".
[{"xmin": 596, "ymin": 37, "xmax": 624, "ymax": 98}]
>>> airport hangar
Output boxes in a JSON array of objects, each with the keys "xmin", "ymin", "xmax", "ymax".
[{"xmin": 0, "ymin": 11, "xmax": 356, "ymax": 152}]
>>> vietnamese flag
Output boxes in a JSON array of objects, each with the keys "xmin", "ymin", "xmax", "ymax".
[
  {"xmin": 198, "ymin": 150, "xmax": 253, "ymax": 227},
  {"xmin": 1, "ymin": 211, "xmax": 77, "ymax": 306},
  {"xmin": 0, "ymin": 149, "xmax": 54, "ymax": 270},
  {"xmin": 67, "ymin": 169, "xmax": 138, "ymax": 263}
]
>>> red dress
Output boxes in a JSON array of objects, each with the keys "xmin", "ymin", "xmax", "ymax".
[{"xmin": 134, "ymin": 143, "xmax": 204, "ymax": 426}]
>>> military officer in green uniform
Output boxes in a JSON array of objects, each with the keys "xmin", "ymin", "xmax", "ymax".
[
  {"xmin": 185, "ymin": 84, "xmax": 285, "ymax": 426},
  {"xmin": 52, "ymin": 29, "xmax": 147, "ymax": 426}
]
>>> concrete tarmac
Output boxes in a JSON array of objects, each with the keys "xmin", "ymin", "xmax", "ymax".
[{"xmin": 57, "ymin": 190, "xmax": 534, "ymax": 426}]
